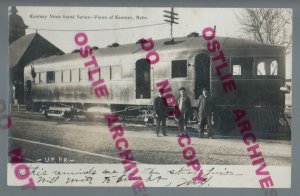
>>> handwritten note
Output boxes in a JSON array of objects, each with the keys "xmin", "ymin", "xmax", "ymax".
[{"xmin": 7, "ymin": 164, "xmax": 290, "ymax": 188}]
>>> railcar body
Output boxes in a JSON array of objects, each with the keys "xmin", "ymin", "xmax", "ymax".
[{"xmin": 24, "ymin": 36, "xmax": 290, "ymax": 137}]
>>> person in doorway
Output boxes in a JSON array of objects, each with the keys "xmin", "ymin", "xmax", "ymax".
[
  {"xmin": 153, "ymin": 91, "xmax": 169, "ymax": 137},
  {"xmin": 198, "ymin": 88, "xmax": 214, "ymax": 138},
  {"xmin": 176, "ymin": 87, "xmax": 191, "ymax": 136}
]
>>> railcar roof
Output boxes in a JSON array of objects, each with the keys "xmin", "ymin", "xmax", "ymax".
[{"xmin": 30, "ymin": 36, "xmax": 285, "ymax": 65}]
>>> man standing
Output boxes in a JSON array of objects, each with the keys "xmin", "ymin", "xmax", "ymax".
[
  {"xmin": 14, "ymin": 80, "xmax": 22, "ymax": 111},
  {"xmin": 198, "ymin": 88, "xmax": 213, "ymax": 138},
  {"xmin": 25, "ymin": 80, "xmax": 32, "ymax": 111},
  {"xmin": 176, "ymin": 87, "xmax": 191, "ymax": 136},
  {"xmin": 154, "ymin": 92, "xmax": 169, "ymax": 137}
]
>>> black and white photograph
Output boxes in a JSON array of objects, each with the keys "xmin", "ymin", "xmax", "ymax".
[{"xmin": 7, "ymin": 6, "xmax": 292, "ymax": 188}]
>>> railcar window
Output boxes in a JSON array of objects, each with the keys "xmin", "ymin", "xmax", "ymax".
[
  {"xmin": 271, "ymin": 60, "xmax": 278, "ymax": 75},
  {"xmin": 55, "ymin": 71, "xmax": 62, "ymax": 83},
  {"xmin": 231, "ymin": 57, "xmax": 254, "ymax": 77},
  {"xmin": 172, "ymin": 60, "xmax": 187, "ymax": 78},
  {"xmin": 63, "ymin": 70, "xmax": 71, "ymax": 83},
  {"xmin": 71, "ymin": 69, "xmax": 80, "ymax": 82},
  {"xmin": 257, "ymin": 62, "xmax": 266, "ymax": 75},
  {"xmin": 256, "ymin": 59, "xmax": 278, "ymax": 76},
  {"xmin": 91, "ymin": 68, "xmax": 100, "ymax": 81},
  {"xmin": 101, "ymin": 66, "xmax": 110, "ymax": 80},
  {"xmin": 40, "ymin": 72, "xmax": 46, "ymax": 83},
  {"xmin": 232, "ymin": 65, "xmax": 241, "ymax": 75},
  {"xmin": 36, "ymin": 73, "xmax": 40, "ymax": 83},
  {"xmin": 46, "ymin": 71, "xmax": 55, "ymax": 83},
  {"xmin": 122, "ymin": 65, "xmax": 134, "ymax": 79},
  {"xmin": 111, "ymin": 65, "xmax": 121, "ymax": 80},
  {"xmin": 80, "ymin": 68, "xmax": 89, "ymax": 81}
]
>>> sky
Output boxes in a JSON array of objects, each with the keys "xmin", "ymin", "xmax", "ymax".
[{"xmin": 15, "ymin": 6, "xmax": 292, "ymax": 78}]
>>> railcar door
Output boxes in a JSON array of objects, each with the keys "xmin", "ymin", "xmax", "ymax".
[
  {"xmin": 136, "ymin": 59, "xmax": 151, "ymax": 99},
  {"xmin": 194, "ymin": 53, "xmax": 210, "ymax": 99}
]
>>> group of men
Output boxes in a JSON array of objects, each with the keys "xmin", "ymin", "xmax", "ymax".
[{"xmin": 154, "ymin": 87, "xmax": 214, "ymax": 138}]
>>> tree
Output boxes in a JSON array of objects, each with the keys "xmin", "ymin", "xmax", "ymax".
[{"xmin": 236, "ymin": 8, "xmax": 292, "ymax": 54}]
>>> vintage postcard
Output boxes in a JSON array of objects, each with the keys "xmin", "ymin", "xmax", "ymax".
[{"xmin": 7, "ymin": 6, "xmax": 292, "ymax": 190}]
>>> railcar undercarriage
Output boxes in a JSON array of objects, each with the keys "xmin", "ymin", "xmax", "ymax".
[{"xmin": 32, "ymin": 102, "xmax": 290, "ymax": 139}]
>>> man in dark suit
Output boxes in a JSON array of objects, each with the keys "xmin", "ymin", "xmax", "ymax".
[
  {"xmin": 198, "ymin": 88, "xmax": 213, "ymax": 138},
  {"xmin": 176, "ymin": 87, "xmax": 191, "ymax": 136},
  {"xmin": 154, "ymin": 92, "xmax": 169, "ymax": 137}
]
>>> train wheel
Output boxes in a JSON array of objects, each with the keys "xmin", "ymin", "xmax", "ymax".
[
  {"xmin": 64, "ymin": 111, "xmax": 74, "ymax": 122},
  {"xmin": 85, "ymin": 113, "xmax": 95, "ymax": 121}
]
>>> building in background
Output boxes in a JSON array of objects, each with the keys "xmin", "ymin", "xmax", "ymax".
[{"xmin": 9, "ymin": 6, "xmax": 64, "ymax": 104}]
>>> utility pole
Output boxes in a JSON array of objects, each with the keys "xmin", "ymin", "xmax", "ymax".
[{"xmin": 163, "ymin": 7, "xmax": 179, "ymax": 38}]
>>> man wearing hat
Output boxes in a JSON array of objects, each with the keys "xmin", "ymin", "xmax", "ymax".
[
  {"xmin": 154, "ymin": 91, "xmax": 169, "ymax": 137},
  {"xmin": 198, "ymin": 88, "xmax": 213, "ymax": 138},
  {"xmin": 176, "ymin": 87, "xmax": 191, "ymax": 136}
]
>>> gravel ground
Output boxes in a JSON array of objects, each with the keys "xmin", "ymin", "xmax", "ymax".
[{"xmin": 9, "ymin": 112, "xmax": 291, "ymax": 165}]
